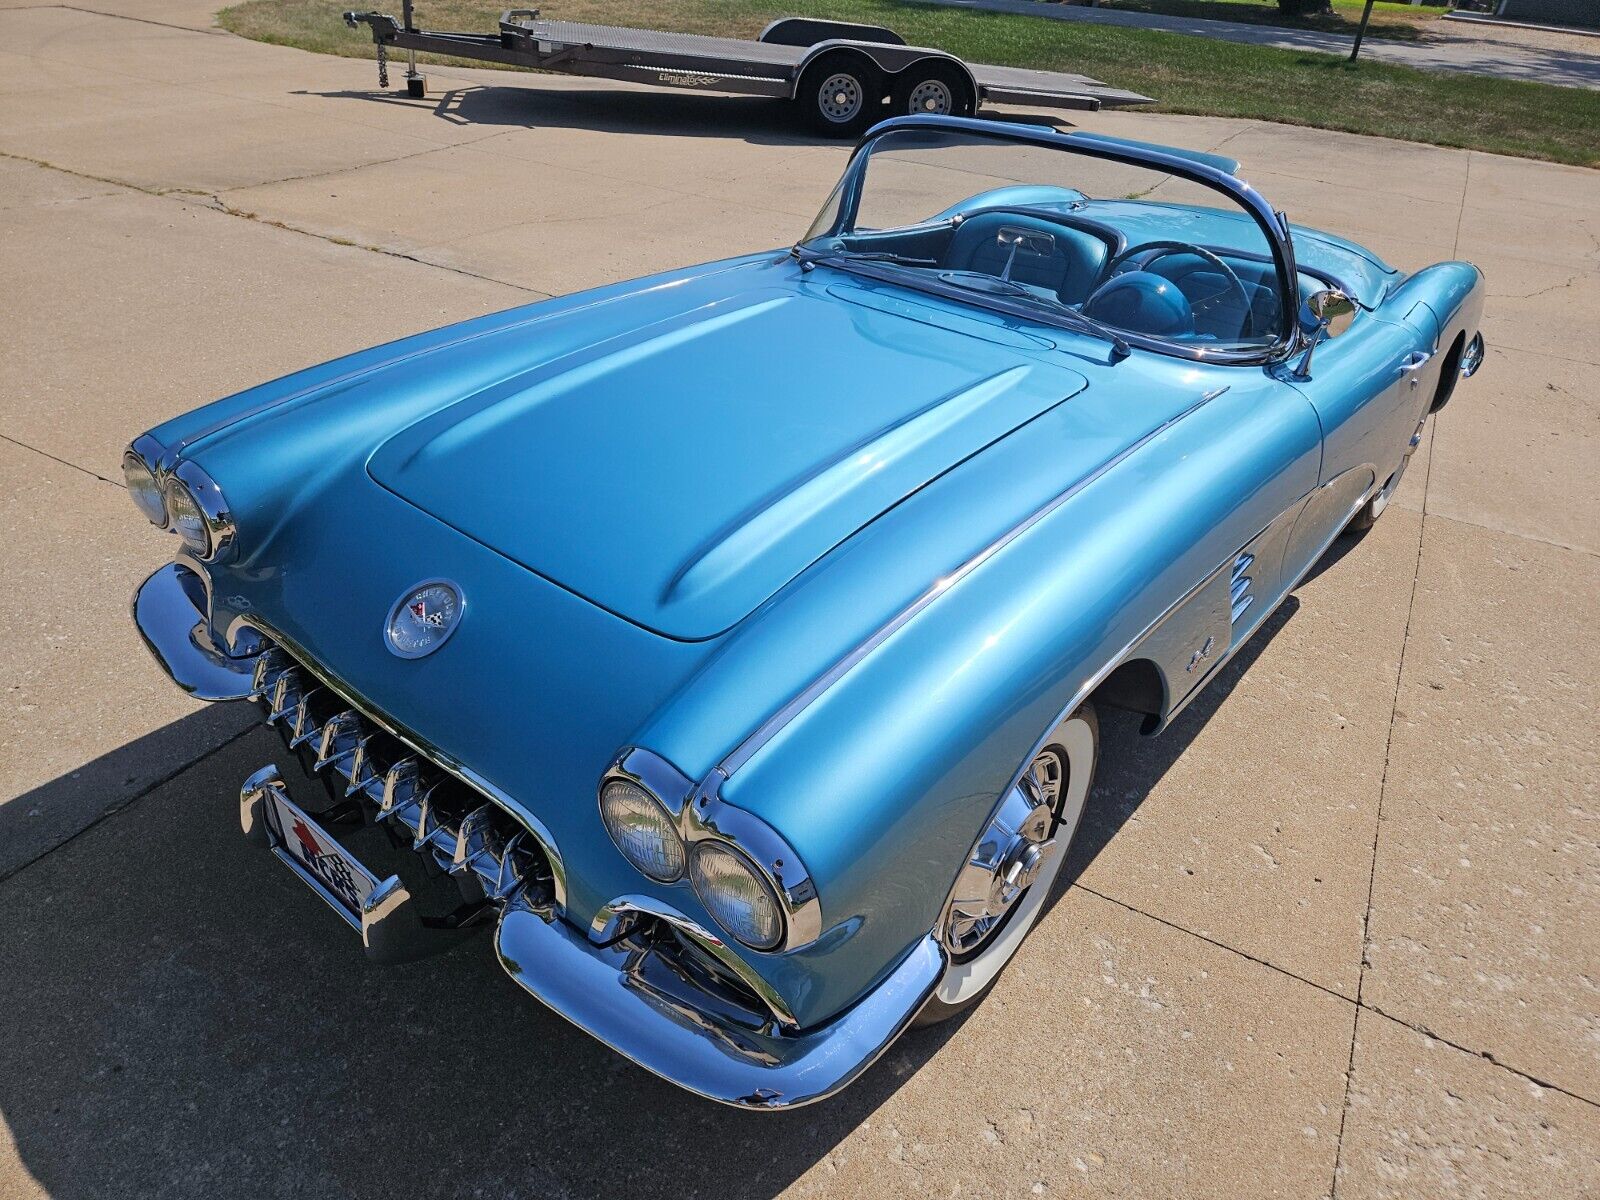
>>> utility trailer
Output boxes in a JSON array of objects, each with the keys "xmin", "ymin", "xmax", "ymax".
[{"xmin": 343, "ymin": 6, "xmax": 1154, "ymax": 136}]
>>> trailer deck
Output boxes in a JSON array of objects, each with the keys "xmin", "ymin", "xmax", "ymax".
[{"xmin": 343, "ymin": 9, "xmax": 1154, "ymax": 133}]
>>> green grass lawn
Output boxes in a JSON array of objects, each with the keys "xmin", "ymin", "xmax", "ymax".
[{"xmin": 219, "ymin": 0, "xmax": 1600, "ymax": 167}]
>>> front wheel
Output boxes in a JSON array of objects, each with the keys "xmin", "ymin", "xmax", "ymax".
[{"xmin": 916, "ymin": 703, "xmax": 1099, "ymax": 1026}]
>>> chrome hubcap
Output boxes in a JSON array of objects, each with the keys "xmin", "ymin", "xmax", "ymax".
[
  {"xmin": 818, "ymin": 72, "xmax": 864, "ymax": 122},
  {"xmin": 908, "ymin": 79, "xmax": 953, "ymax": 114},
  {"xmin": 946, "ymin": 748, "xmax": 1065, "ymax": 955}
]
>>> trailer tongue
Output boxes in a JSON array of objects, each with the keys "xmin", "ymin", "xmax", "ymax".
[{"xmin": 343, "ymin": 8, "xmax": 1153, "ymax": 135}]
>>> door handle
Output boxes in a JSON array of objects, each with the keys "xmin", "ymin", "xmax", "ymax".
[{"xmin": 1397, "ymin": 350, "xmax": 1433, "ymax": 375}]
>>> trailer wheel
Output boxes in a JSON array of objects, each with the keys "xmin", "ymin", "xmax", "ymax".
[
  {"xmin": 890, "ymin": 62, "xmax": 974, "ymax": 119},
  {"xmin": 797, "ymin": 54, "xmax": 883, "ymax": 138}
]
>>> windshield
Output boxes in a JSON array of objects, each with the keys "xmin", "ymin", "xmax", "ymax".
[{"xmin": 801, "ymin": 126, "xmax": 1292, "ymax": 356}]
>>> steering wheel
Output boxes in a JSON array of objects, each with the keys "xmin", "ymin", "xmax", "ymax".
[{"xmin": 1102, "ymin": 241, "xmax": 1254, "ymax": 337}]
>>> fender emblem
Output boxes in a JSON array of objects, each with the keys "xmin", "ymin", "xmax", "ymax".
[{"xmin": 1187, "ymin": 636, "xmax": 1215, "ymax": 673}]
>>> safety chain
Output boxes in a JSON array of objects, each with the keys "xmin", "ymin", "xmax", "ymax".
[{"xmin": 377, "ymin": 39, "xmax": 389, "ymax": 88}]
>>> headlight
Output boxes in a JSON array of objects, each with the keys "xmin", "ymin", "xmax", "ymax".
[
  {"xmin": 164, "ymin": 477, "xmax": 212, "ymax": 557},
  {"xmin": 689, "ymin": 841, "xmax": 783, "ymax": 951},
  {"xmin": 122, "ymin": 452, "xmax": 167, "ymax": 525},
  {"xmin": 599, "ymin": 778, "xmax": 686, "ymax": 882}
]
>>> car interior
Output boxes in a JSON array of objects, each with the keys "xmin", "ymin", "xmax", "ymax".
[{"xmin": 816, "ymin": 190, "xmax": 1330, "ymax": 349}]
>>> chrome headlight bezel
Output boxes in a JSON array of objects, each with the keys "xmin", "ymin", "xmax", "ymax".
[
  {"xmin": 122, "ymin": 436, "xmax": 236, "ymax": 563},
  {"xmin": 168, "ymin": 459, "xmax": 236, "ymax": 562},
  {"xmin": 598, "ymin": 747, "xmax": 822, "ymax": 953}
]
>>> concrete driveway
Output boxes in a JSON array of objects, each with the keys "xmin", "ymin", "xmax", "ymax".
[{"xmin": 1, "ymin": 5, "xmax": 1596, "ymax": 1197}]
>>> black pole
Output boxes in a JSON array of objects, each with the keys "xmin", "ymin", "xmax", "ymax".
[{"xmin": 1349, "ymin": 0, "xmax": 1376, "ymax": 62}]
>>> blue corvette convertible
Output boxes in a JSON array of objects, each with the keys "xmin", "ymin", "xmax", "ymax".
[{"xmin": 127, "ymin": 116, "xmax": 1484, "ymax": 1108}]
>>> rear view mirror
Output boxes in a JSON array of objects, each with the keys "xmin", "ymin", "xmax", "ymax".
[
  {"xmin": 1293, "ymin": 289, "xmax": 1357, "ymax": 378},
  {"xmin": 1305, "ymin": 289, "xmax": 1357, "ymax": 337}
]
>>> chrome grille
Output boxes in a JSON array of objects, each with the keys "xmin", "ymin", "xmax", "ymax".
[{"xmin": 249, "ymin": 647, "xmax": 554, "ymax": 908}]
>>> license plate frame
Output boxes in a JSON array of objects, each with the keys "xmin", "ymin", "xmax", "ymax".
[{"xmin": 263, "ymin": 785, "xmax": 383, "ymax": 929}]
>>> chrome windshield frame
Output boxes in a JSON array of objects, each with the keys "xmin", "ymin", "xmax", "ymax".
[{"xmin": 799, "ymin": 115, "xmax": 1302, "ymax": 368}]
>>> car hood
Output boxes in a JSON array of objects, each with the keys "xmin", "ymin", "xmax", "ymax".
[{"xmin": 368, "ymin": 274, "xmax": 1087, "ymax": 640}]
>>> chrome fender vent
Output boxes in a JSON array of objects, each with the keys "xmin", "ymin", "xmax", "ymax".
[{"xmin": 1230, "ymin": 552, "xmax": 1255, "ymax": 624}]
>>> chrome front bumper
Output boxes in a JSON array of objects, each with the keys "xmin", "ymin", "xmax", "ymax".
[{"xmin": 132, "ymin": 563, "xmax": 945, "ymax": 1108}]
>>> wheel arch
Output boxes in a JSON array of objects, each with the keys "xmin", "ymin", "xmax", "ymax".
[
  {"xmin": 792, "ymin": 42, "xmax": 976, "ymax": 107},
  {"xmin": 1089, "ymin": 656, "xmax": 1170, "ymax": 734},
  {"xmin": 1430, "ymin": 329, "xmax": 1467, "ymax": 414}
]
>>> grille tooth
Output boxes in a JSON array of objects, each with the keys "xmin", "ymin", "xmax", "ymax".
[
  {"xmin": 379, "ymin": 756, "xmax": 423, "ymax": 820},
  {"xmin": 411, "ymin": 785, "xmax": 452, "ymax": 854},
  {"xmin": 266, "ymin": 669, "xmax": 304, "ymax": 723},
  {"xmin": 251, "ymin": 649, "xmax": 291, "ymax": 700},
  {"xmin": 338, "ymin": 733, "xmax": 376, "ymax": 792},
  {"xmin": 450, "ymin": 805, "xmax": 498, "ymax": 877},
  {"xmin": 286, "ymin": 688, "xmax": 329, "ymax": 748},
  {"xmin": 313, "ymin": 711, "xmax": 364, "ymax": 773}
]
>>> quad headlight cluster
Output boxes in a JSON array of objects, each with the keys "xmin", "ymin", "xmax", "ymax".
[
  {"xmin": 598, "ymin": 749, "xmax": 820, "ymax": 954},
  {"xmin": 122, "ymin": 436, "xmax": 235, "ymax": 561}
]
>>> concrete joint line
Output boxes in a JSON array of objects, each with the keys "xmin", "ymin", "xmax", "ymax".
[
  {"xmin": 28, "ymin": 4, "xmax": 226, "ymax": 35},
  {"xmin": 1075, "ymin": 882, "xmax": 1348, "ymax": 1002},
  {"xmin": 0, "ymin": 151, "xmax": 544, "ymax": 296},
  {"xmin": 1330, "ymin": 424, "xmax": 1435, "ymax": 1197},
  {"xmin": 1080, "ymin": 866, "xmax": 1600, "ymax": 1113},
  {"xmin": 202, "ymin": 194, "xmax": 548, "ymax": 295},
  {"xmin": 1359, "ymin": 1002, "xmax": 1600, "ymax": 1112},
  {"xmin": 0, "ymin": 726, "xmax": 255, "ymax": 890},
  {"xmin": 0, "ymin": 433, "xmax": 124, "ymax": 489},
  {"xmin": 1425, "ymin": 510, "xmax": 1600, "ymax": 561}
]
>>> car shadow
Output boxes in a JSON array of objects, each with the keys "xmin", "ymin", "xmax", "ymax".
[
  {"xmin": 1057, "ymin": 590, "xmax": 1303, "ymax": 895},
  {"xmin": 0, "ymin": 704, "xmax": 253, "ymax": 882},
  {"xmin": 0, "ymin": 722, "xmax": 957, "ymax": 1199},
  {"xmin": 0, "ymin": 538, "xmax": 1332, "ymax": 1198}
]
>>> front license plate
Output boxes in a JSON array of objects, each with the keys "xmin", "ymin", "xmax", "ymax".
[{"xmin": 265, "ymin": 787, "xmax": 380, "ymax": 926}]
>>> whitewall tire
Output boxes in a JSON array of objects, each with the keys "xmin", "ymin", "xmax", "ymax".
[{"xmin": 917, "ymin": 703, "xmax": 1099, "ymax": 1025}]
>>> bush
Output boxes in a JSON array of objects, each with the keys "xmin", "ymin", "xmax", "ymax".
[{"xmin": 1277, "ymin": 0, "xmax": 1333, "ymax": 14}]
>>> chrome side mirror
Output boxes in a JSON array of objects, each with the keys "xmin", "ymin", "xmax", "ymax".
[{"xmin": 1292, "ymin": 289, "xmax": 1357, "ymax": 379}]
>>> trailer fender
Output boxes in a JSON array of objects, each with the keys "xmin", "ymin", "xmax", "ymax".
[
  {"xmin": 792, "ymin": 42, "xmax": 978, "ymax": 110},
  {"xmin": 759, "ymin": 17, "xmax": 907, "ymax": 47}
]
